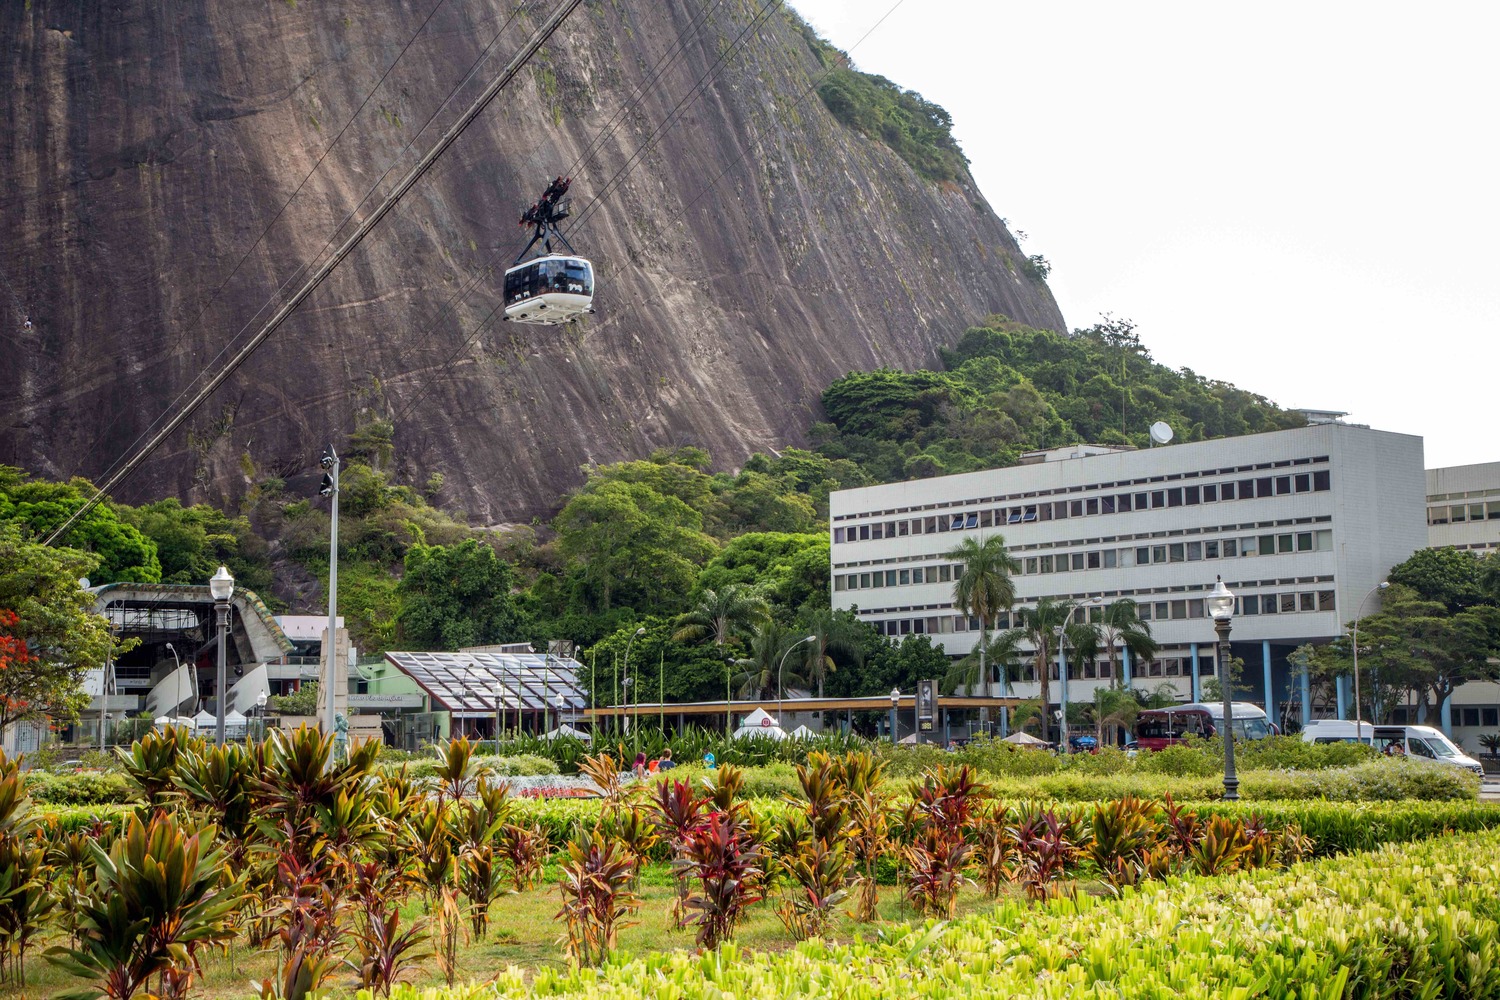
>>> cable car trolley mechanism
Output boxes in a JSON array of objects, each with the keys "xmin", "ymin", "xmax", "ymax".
[{"xmin": 502, "ymin": 176, "xmax": 595, "ymax": 325}]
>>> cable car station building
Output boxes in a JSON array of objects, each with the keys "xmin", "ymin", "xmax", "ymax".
[{"xmin": 829, "ymin": 422, "xmax": 1429, "ymax": 733}]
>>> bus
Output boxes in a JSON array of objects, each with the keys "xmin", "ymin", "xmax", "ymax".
[{"xmin": 1133, "ymin": 702, "xmax": 1274, "ymax": 751}]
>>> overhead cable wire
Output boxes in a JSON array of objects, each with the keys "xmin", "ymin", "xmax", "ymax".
[
  {"xmin": 78, "ymin": 1, "xmax": 537, "ymax": 488},
  {"xmin": 44, "ymin": 0, "xmax": 587, "ymax": 546}
]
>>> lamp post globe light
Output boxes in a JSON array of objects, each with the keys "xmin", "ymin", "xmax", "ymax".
[
  {"xmin": 256, "ymin": 689, "xmax": 269, "ymax": 742},
  {"xmin": 623, "ymin": 626, "xmax": 645, "ymax": 733},
  {"xmin": 889, "ymin": 687, "xmax": 900, "ymax": 743},
  {"xmin": 777, "ymin": 635, "xmax": 817, "ymax": 733},
  {"xmin": 1207, "ymin": 576, "xmax": 1238, "ymax": 801},
  {"xmin": 1352, "ymin": 581, "xmax": 1390, "ymax": 738},
  {"xmin": 554, "ymin": 690, "xmax": 566, "ymax": 734},
  {"xmin": 209, "ymin": 566, "xmax": 234, "ymax": 746}
]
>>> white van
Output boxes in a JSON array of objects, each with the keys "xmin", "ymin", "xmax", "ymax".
[{"xmin": 1301, "ymin": 720, "xmax": 1484, "ymax": 775}]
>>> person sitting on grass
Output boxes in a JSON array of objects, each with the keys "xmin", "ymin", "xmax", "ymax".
[{"xmin": 657, "ymin": 747, "xmax": 676, "ymax": 771}]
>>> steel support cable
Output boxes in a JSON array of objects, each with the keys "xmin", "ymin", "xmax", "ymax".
[
  {"xmin": 76, "ymin": 2, "xmax": 536, "ymax": 486},
  {"xmin": 451, "ymin": 0, "xmax": 910, "ymax": 510},
  {"xmin": 375, "ymin": 0, "xmax": 748, "ymax": 433},
  {"xmin": 44, "ymin": 0, "xmax": 586, "ymax": 546},
  {"xmin": 564, "ymin": 0, "xmax": 787, "ymax": 236},
  {"xmin": 381, "ymin": 0, "xmax": 785, "ymax": 435}
]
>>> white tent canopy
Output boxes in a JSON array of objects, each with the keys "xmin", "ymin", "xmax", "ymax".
[
  {"xmin": 543, "ymin": 724, "xmax": 591, "ymax": 742},
  {"xmin": 1002, "ymin": 731, "xmax": 1050, "ymax": 747},
  {"xmin": 192, "ymin": 710, "xmax": 217, "ymax": 729},
  {"xmin": 790, "ymin": 725, "xmax": 814, "ymax": 739},
  {"xmin": 224, "ymin": 710, "xmax": 248, "ymax": 727},
  {"xmin": 732, "ymin": 707, "xmax": 787, "ymax": 740}
]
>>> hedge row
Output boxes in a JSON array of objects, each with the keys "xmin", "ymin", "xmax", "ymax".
[{"xmin": 375, "ymin": 828, "xmax": 1500, "ymax": 999}]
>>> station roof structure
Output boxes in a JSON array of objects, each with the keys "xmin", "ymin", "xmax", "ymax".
[{"xmin": 383, "ymin": 650, "xmax": 587, "ymax": 717}]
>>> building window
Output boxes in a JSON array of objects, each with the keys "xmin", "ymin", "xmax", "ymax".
[
  {"xmin": 1087, "ymin": 551, "xmax": 1102, "ymax": 569},
  {"xmin": 1086, "ymin": 497, "xmax": 1099, "ymax": 515},
  {"xmin": 1295, "ymin": 473, "xmax": 1311, "ymax": 493},
  {"xmin": 1242, "ymin": 595, "xmax": 1258, "ymax": 615},
  {"xmin": 1169, "ymin": 543, "xmax": 1185, "ymax": 562},
  {"xmin": 1279, "ymin": 593, "xmax": 1297, "ymax": 614},
  {"xmin": 1485, "ymin": 708, "xmax": 1499, "ymax": 727},
  {"xmin": 859, "ymin": 525, "xmax": 870, "ymax": 540},
  {"xmin": 1203, "ymin": 484, "xmax": 1218, "ymax": 502},
  {"xmin": 1138, "ymin": 603, "xmax": 1152, "ymax": 621},
  {"xmin": 1152, "ymin": 545, "xmax": 1167, "ymax": 564},
  {"xmin": 835, "ymin": 576, "xmax": 848, "ymax": 591},
  {"xmin": 1151, "ymin": 490, "xmax": 1166, "ymax": 508},
  {"xmin": 1189, "ymin": 598, "xmax": 1205, "ymax": 618},
  {"xmin": 1026, "ymin": 557, "xmax": 1038, "ymax": 575},
  {"xmin": 1224, "ymin": 539, "xmax": 1239, "ymax": 557},
  {"xmin": 834, "ymin": 527, "xmax": 845, "ymax": 543},
  {"xmin": 1118, "ymin": 493, "xmax": 1133, "ymax": 512},
  {"xmin": 939, "ymin": 565, "xmax": 952, "ymax": 583},
  {"xmin": 1071, "ymin": 500, "xmax": 1084, "ymax": 517},
  {"xmin": 1103, "ymin": 549, "xmax": 1118, "ymax": 568},
  {"xmin": 1072, "ymin": 553, "xmax": 1085, "ymax": 570},
  {"xmin": 1154, "ymin": 602, "xmax": 1170, "ymax": 620},
  {"xmin": 1313, "ymin": 470, "xmax": 1331, "ymax": 491},
  {"xmin": 1463, "ymin": 708, "xmax": 1481, "ymax": 728},
  {"xmin": 1102, "ymin": 495, "xmax": 1116, "ymax": 514},
  {"xmin": 1221, "ymin": 481, "xmax": 1237, "ymax": 500},
  {"xmin": 1300, "ymin": 592, "xmax": 1316, "ymax": 612},
  {"xmin": 1171, "ymin": 600, "xmax": 1187, "ymax": 620},
  {"xmin": 1205, "ymin": 540, "xmax": 1219, "ymax": 559},
  {"xmin": 1278, "ymin": 534, "xmax": 1294, "ymax": 554},
  {"xmin": 898, "ymin": 569, "xmax": 911, "ymax": 585},
  {"xmin": 859, "ymin": 573, "xmax": 871, "ymax": 588},
  {"xmin": 1276, "ymin": 476, "xmax": 1292, "ymax": 495},
  {"xmin": 1167, "ymin": 488, "xmax": 1183, "ymax": 507},
  {"xmin": 1318, "ymin": 590, "xmax": 1335, "ymax": 612}
]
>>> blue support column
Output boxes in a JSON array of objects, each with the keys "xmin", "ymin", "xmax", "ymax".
[
  {"xmin": 1440, "ymin": 695, "xmax": 1453, "ymax": 737},
  {"xmin": 1262, "ymin": 641, "xmax": 1274, "ymax": 729},
  {"xmin": 1122, "ymin": 646, "xmax": 1133, "ymax": 691},
  {"xmin": 1335, "ymin": 675, "xmax": 1348, "ymax": 720},
  {"xmin": 1190, "ymin": 644, "xmax": 1201, "ymax": 702},
  {"xmin": 1300, "ymin": 668, "xmax": 1311, "ymax": 728},
  {"xmin": 1057, "ymin": 644, "xmax": 1068, "ymax": 742}
]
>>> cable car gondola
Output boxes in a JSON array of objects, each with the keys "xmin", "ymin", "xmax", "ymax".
[{"xmin": 503, "ymin": 176, "xmax": 595, "ymax": 326}]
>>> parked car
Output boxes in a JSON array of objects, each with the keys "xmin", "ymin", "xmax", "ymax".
[{"xmin": 1301, "ymin": 720, "xmax": 1484, "ymax": 775}]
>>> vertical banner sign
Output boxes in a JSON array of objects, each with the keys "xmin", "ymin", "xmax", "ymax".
[{"xmin": 917, "ymin": 679, "xmax": 936, "ymax": 732}]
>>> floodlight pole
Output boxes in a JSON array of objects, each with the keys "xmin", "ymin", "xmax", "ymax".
[{"xmin": 321, "ymin": 447, "xmax": 340, "ymax": 739}]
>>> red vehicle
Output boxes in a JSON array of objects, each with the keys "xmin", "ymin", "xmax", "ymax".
[{"xmin": 1133, "ymin": 702, "xmax": 1274, "ymax": 751}]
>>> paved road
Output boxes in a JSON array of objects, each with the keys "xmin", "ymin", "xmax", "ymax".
[{"xmin": 1480, "ymin": 778, "xmax": 1500, "ymax": 802}]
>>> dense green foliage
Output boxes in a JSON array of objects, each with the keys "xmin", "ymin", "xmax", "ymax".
[
  {"xmin": 1294, "ymin": 547, "xmax": 1500, "ymax": 723},
  {"xmin": 815, "ymin": 317, "xmax": 1306, "ymax": 483},
  {"xmin": 0, "ymin": 468, "xmax": 159, "ymax": 583}
]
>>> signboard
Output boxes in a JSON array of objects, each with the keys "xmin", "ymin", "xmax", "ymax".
[
  {"xmin": 917, "ymin": 679, "xmax": 936, "ymax": 732},
  {"xmin": 348, "ymin": 693, "xmax": 425, "ymax": 709}
]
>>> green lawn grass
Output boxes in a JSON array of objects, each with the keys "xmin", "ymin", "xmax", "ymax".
[{"xmin": 18, "ymin": 863, "xmax": 1015, "ymax": 999}]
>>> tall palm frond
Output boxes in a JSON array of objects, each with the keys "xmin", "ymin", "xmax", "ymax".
[
  {"xmin": 943, "ymin": 630, "xmax": 1023, "ymax": 696},
  {"xmin": 731, "ymin": 624, "xmax": 807, "ymax": 701},
  {"xmin": 945, "ymin": 534, "xmax": 1020, "ymax": 696},
  {"xmin": 673, "ymin": 584, "xmax": 771, "ymax": 647},
  {"xmin": 1096, "ymin": 599, "xmax": 1159, "ymax": 690},
  {"xmin": 799, "ymin": 609, "xmax": 865, "ymax": 698}
]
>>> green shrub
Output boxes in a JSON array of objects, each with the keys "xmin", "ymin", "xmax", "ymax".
[
  {"xmin": 385, "ymin": 828, "xmax": 1500, "ymax": 999},
  {"xmin": 26, "ymin": 770, "xmax": 137, "ymax": 806},
  {"xmin": 1199, "ymin": 799, "xmax": 1500, "ymax": 856},
  {"xmin": 1132, "ymin": 742, "xmax": 1223, "ymax": 777},
  {"xmin": 1237, "ymin": 758, "xmax": 1478, "ymax": 802}
]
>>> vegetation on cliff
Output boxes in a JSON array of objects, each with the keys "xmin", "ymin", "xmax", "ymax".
[{"xmin": 1, "ymin": 318, "xmax": 1326, "ymax": 715}]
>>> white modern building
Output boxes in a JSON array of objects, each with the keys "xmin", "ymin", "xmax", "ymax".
[
  {"xmin": 830, "ymin": 423, "xmax": 1428, "ymax": 732},
  {"xmin": 1424, "ymin": 462, "xmax": 1500, "ymax": 749},
  {"xmin": 1427, "ymin": 462, "xmax": 1500, "ymax": 555}
]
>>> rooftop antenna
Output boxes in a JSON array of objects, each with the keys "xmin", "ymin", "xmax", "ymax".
[{"xmin": 1149, "ymin": 421, "xmax": 1174, "ymax": 447}]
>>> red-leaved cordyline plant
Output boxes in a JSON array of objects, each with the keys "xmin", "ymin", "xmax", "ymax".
[
  {"xmin": 498, "ymin": 820, "xmax": 549, "ymax": 892},
  {"xmin": 1009, "ymin": 806, "xmax": 1080, "ymax": 901},
  {"xmin": 348, "ymin": 861, "xmax": 431, "ymax": 998},
  {"xmin": 774, "ymin": 752, "xmax": 853, "ymax": 939},
  {"xmin": 971, "ymin": 800, "xmax": 1019, "ymax": 898},
  {"xmin": 556, "ymin": 833, "xmax": 641, "ymax": 966},
  {"xmin": 1087, "ymin": 796, "xmax": 1160, "ymax": 890},
  {"xmin": 651, "ymin": 778, "xmax": 706, "ymax": 928},
  {"xmin": 677, "ymin": 811, "xmax": 765, "ymax": 949}
]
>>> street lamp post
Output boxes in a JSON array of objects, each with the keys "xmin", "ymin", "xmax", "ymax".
[
  {"xmin": 777, "ymin": 635, "xmax": 817, "ymax": 733},
  {"xmin": 623, "ymin": 627, "xmax": 645, "ymax": 734},
  {"xmin": 256, "ymin": 690, "xmax": 269, "ymax": 743},
  {"xmin": 1208, "ymin": 576, "xmax": 1239, "ymax": 801},
  {"xmin": 319, "ymin": 447, "xmax": 340, "ymax": 739},
  {"xmin": 889, "ymin": 687, "xmax": 900, "ymax": 743},
  {"xmin": 554, "ymin": 690, "xmax": 566, "ymax": 734},
  {"xmin": 725, "ymin": 656, "xmax": 735, "ymax": 734},
  {"xmin": 1057, "ymin": 598, "xmax": 1103, "ymax": 752},
  {"xmin": 209, "ymin": 566, "xmax": 235, "ymax": 746},
  {"xmin": 1351, "ymin": 581, "xmax": 1390, "ymax": 738}
]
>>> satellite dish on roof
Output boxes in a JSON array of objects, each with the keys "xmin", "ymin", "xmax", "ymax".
[{"xmin": 1149, "ymin": 421, "xmax": 1174, "ymax": 446}]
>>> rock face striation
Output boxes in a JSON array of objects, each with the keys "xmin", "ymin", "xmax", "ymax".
[{"xmin": 0, "ymin": 0, "xmax": 1065, "ymax": 520}]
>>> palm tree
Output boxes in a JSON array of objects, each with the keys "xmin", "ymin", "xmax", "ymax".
[
  {"xmin": 673, "ymin": 584, "xmax": 770, "ymax": 648},
  {"xmin": 798, "ymin": 608, "xmax": 865, "ymax": 698},
  {"xmin": 1092, "ymin": 686, "xmax": 1140, "ymax": 747},
  {"xmin": 945, "ymin": 535, "xmax": 1020, "ymax": 697},
  {"xmin": 1005, "ymin": 598, "xmax": 1097, "ymax": 744},
  {"xmin": 732, "ymin": 624, "xmax": 806, "ymax": 701},
  {"xmin": 943, "ymin": 630, "xmax": 1022, "ymax": 696},
  {"xmin": 1095, "ymin": 599, "xmax": 1159, "ymax": 690}
]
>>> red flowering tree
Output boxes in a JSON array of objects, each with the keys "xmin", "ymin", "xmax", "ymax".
[{"xmin": 0, "ymin": 524, "xmax": 114, "ymax": 732}]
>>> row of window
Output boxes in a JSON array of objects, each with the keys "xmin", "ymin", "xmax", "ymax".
[
  {"xmin": 834, "ymin": 470, "xmax": 1332, "ymax": 543},
  {"xmin": 834, "ymin": 531, "xmax": 1334, "ymax": 593},
  {"xmin": 1427, "ymin": 501, "xmax": 1500, "ymax": 526},
  {"xmin": 870, "ymin": 589, "xmax": 1337, "ymax": 639},
  {"xmin": 834, "ymin": 455, "xmax": 1333, "ymax": 523}
]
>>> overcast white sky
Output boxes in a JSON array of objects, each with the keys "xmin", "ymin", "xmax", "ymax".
[{"xmin": 790, "ymin": 1, "xmax": 1499, "ymax": 470}]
